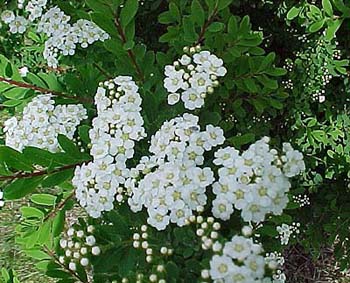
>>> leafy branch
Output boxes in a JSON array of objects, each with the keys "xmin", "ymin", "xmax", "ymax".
[
  {"xmin": 0, "ymin": 162, "xmax": 86, "ymax": 181},
  {"xmin": 113, "ymin": 16, "xmax": 145, "ymax": 82},
  {"xmin": 0, "ymin": 76, "xmax": 92, "ymax": 103}
]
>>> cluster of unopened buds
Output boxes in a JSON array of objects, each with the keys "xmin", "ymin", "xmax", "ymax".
[
  {"xmin": 276, "ymin": 222, "xmax": 300, "ymax": 246},
  {"xmin": 293, "ymin": 194, "xmax": 310, "ymax": 207},
  {"xmin": 164, "ymin": 45, "xmax": 227, "ymax": 110},
  {"xmin": 192, "ymin": 216, "xmax": 221, "ymax": 250},
  {"xmin": 59, "ymin": 223, "xmax": 101, "ymax": 272}
]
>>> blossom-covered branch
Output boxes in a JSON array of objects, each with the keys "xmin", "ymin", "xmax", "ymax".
[{"xmin": 0, "ymin": 76, "xmax": 92, "ymax": 103}]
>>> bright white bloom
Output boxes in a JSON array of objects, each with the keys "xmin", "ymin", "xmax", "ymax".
[
  {"xmin": 276, "ymin": 223, "xmax": 300, "ymax": 245},
  {"xmin": 164, "ymin": 49, "xmax": 226, "ymax": 110},
  {"xmin": 209, "ymin": 255, "xmax": 235, "ymax": 280},
  {"xmin": 9, "ymin": 16, "xmax": 28, "ymax": 34},
  {"xmin": 1, "ymin": 10, "xmax": 15, "ymax": 24},
  {"xmin": 213, "ymin": 137, "xmax": 305, "ymax": 223},
  {"xmin": 73, "ymin": 77, "xmax": 145, "ymax": 218},
  {"xmin": 128, "ymin": 114, "xmax": 225, "ymax": 230},
  {"xmin": 4, "ymin": 95, "xmax": 87, "ymax": 152}
]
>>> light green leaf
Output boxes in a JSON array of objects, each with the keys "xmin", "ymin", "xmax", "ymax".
[
  {"xmin": 31, "ymin": 194, "xmax": 57, "ymax": 206},
  {"xmin": 120, "ymin": 0, "xmax": 139, "ymax": 28}
]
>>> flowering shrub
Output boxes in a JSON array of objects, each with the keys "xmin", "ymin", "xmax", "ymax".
[{"xmin": 0, "ymin": 0, "xmax": 349, "ymax": 282}]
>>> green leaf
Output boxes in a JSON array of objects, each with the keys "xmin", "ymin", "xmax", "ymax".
[
  {"xmin": 120, "ymin": 0, "xmax": 139, "ymax": 28},
  {"xmin": 218, "ymin": 0, "xmax": 233, "ymax": 10},
  {"xmin": 228, "ymin": 133, "xmax": 255, "ymax": 147},
  {"xmin": 25, "ymin": 249, "xmax": 51, "ymax": 260},
  {"xmin": 191, "ymin": 0, "xmax": 205, "ymax": 25},
  {"xmin": 166, "ymin": 261, "xmax": 180, "ymax": 281},
  {"xmin": 287, "ymin": 6, "xmax": 301, "ymax": 20},
  {"xmin": 42, "ymin": 168, "xmax": 74, "ymax": 188},
  {"xmin": 4, "ymin": 176, "xmax": 44, "ymax": 200},
  {"xmin": 57, "ymin": 135, "xmax": 81, "ymax": 157},
  {"xmin": 325, "ymin": 18, "xmax": 343, "ymax": 40},
  {"xmin": 20, "ymin": 206, "xmax": 45, "ymax": 219},
  {"xmin": 0, "ymin": 146, "xmax": 33, "ymax": 171},
  {"xmin": 31, "ymin": 194, "xmax": 57, "ymax": 206},
  {"xmin": 78, "ymin": 125, "xmax": 91, "ymax": 144},
  {"xmin": 208, "ymin": 22, "xmax": 225, "ymax": 32},
  {"xmin": 308, "ymin": 19, "xmax": 326, "ymax": 32},
  {"xmin": 322, "ymin": 0, "xmax": 333, "ymax": 16},
  {"xmin": 2, "ymin": 99, "xmax": 22, "ymax": 107}
]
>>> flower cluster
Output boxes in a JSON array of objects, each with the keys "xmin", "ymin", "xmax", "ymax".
[
  {"xmin": 164, "ymin": 47, "xmax": 227, "ymax": 110},
  {"xmin": 59, "ymin": 223, "xmax": 100, "ymax": 271},
  {"xmin": 73, "ymin": 77, "xmax": 145, "ymax": 218},
  {"xmin": 265, "ymin": 252, "xmax": 286, "ymax": 283},
  {"xmin": 208, "ymin": 235, "xmax": 272, "ymax": 282},
  {"xmin": 127, "ymin": 114, "xmax": 225, "ymax": 230},
  {"xmin": 4, "ymin": 94, "xmax": 87, "ymax": 152},
  {"xmin": 276, "ymin": 222, "xmax": 300, "ymax": 245},
  {"xmin": 212, "ymin": 137, "xmax": 305, "ymax": 223},
  {"xmin": 1, "ymin": 4, "xmax": 109, "ymax": 68}
]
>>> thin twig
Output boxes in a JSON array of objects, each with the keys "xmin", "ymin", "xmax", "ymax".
[
  {"xmin": 113, "ymin": 17, "xmax": 145, "ymax": 82},
  {"xmin": 93, "ymin": 62, "xmax": 112, "ymax": 79},
  {"xmin": 43, "ymin": 245, "xmax": 86, "ymax": 283},
  {"xmin": 196, "ymin": 6, "xmax": 219, "ymax": 45},
  {"xmin": 43, "ymin": 191, "xmax": 75, "ymax": 222},
  {"xmin": 0, "ymin": 76, "xmax": 92, "ymax": 103},
  {"xmin": 0, "ymin": 162, "xmax": 87, "ymax": 181}
]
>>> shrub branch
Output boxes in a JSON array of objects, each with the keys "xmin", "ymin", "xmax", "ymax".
[{"xmin": 0, "ymin": 76, "xmax": 92, "ymax": 103}]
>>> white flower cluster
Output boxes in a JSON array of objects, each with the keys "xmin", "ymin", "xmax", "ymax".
[
  {"xmin": 164, "ymin": 48, "xmax": 227, "ymax": 110},
  {"xmin": 212, "ymin": 137, "xmax": 305, "ymax": 223},
  {"xmin": 73, "ymin": 77, "xmax": 146, "ymax": 218},
  {"xmin": 265, "ymin": 252, "xmax": 286, "ymax": 283},
  {"xmin": 1, "ymin": 4, "xmax": 109, "ymax": 68},
  {"xmin": 127, "ymin": 114, "xmax": 225, "ymax": 230},
  {"xmin": 4, "ymin": 94, "xmax": 87, "ymax": 152},
  {"xmin": 208, "ymin": 235, "xmax": 272, "ymax": 282},
  {"xmin": 276, "ymin": 222, "xmax": 300, "ymax": 245},
  {"xmin": 39, "ymin": 7, "xmax": 109, "ymax": 68},
  {"xmin": 59, "ymin": 223, "xmax": 101, "ymax": 271},
  {"xmin": 0, "ymin": 190, "xmax": 4, "ymax": 208}
]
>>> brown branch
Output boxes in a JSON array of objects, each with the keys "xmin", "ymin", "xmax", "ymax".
[
  {"xmin": 0, "ymin": 161, "xmax": 87, "ymax": 181},
  {"xmin": 43, "ymin": 191, "xmax": 75, "ymax": 222},
  {"xmin": 196, "ymin": 6, "xmax": 219, "ymax": 45},
  {"xmin": 0, "ymin": 76, "xmax": 92, "ymax": 103},
  {"xmin": 113, "ymin": 17, "xmax": 145, "ymax": 82},
  {"xmin": 43, "ymin": 245, "xmax": 86, "ymax": 283}
]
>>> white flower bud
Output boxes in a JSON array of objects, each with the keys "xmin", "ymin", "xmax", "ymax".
[
  {"xmin": 80, "ymin": 258, "xmax": 89, "ymax": 267},
  {"xmin": 92, "ymin": 246, "xmax": 101, "ymax": 256}
]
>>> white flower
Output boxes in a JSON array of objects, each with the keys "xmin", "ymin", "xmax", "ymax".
[
  {"xmin": 181, "ymin": 88, "xmax": 205, "ymax": 110},
  {"xmin": 1, "ymin": 10, "xmax": 15, "ymax": 24},
  {"xmin": 209, "ymin": 255, "xmax": 235, "ymax": 280},
  {"xmin": 223, "ymin": 236, "xmax": 252, "ymax": 261},
  {"xmin": 9, "ymin": 16, "xmax": 28, "ymax": 34},
  {"xmin": 19, "ymin": 66, "xmax": 29, "ymax": 77},
  {"xmin": 212, "ymin": 196, "xmax": 234, "ymax": 221}
]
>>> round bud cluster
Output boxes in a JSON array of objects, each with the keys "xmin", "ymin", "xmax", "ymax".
[
  {"xmin": 293, "ymin": 194, "xmax": 310, "ymax": 207},
  {"xmin": 4, "ymin": 94, "xmax": 87, "ymax": 152},
  {"xmin": 73, "ymin": 76, "xmax": 145, "ymax": 218},
  {"xmin": 212, "ymin": 137, "xmax": 305, "ymax": 223},
  {"xmin": 164, "ymin": 46, "xmax": 227, "ymax": 110},
  {"xmin": 283, "ymin": 59, "xmax": 294, "ymax": 72},
  {"xmin": 59, "ymin": 223, "xmax": 101, "ymax": 272},
  {"xmin": 191, "ymin": 216, "xmax": 221, "ymax": 251},
  {"xmin": 1, "ymin": 4, "xmax": 109, "ymax": 68},
  {"xmin": 132, "ymin": 225, "xmax": 153, "ymax": 262},
  {"xmin": 127, "ymin": 113, "xmax": 225, "ymax": 230},
  {"xmin": 265, "ymin": 251, "xmax": 285, "ymax": 271},
  {"xmin": 282, "ymin": 79, "xmax": 293, "ymax": 90},
  {"xmin": 276, "ymin": 222, "xmax": 300, "ymax": 245},
  {"xmin": 207, "ymin": 234, "xmax": 276, "ymax": 282},
  {"xmin": 0, "ymin": 190, "xmax": 4, "ymax": 208}
]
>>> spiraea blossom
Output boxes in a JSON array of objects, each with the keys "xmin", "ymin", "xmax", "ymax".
[
  {"xmin": 4, "ymin": 94, "xmax": 87, "ymax": 152},
  {"xmin": 127, "ymin": 114, "xmax": 225, "ymax": 230},
  {"xmin": 73, "ymin": 76, "xmax": 146, "ymax": 218},
  {"xmin": 164, "ymin": 48, "xmax": 227, "ymax": 110},
  {"xmin": 208, "ymin": 235, "xmax": 274, "ymax": 282},
  {"xmin": 212, "ymin": 137, "xmax": 305, "ymax": 223},
  {"xmin": 0, "ymin": 3, "xmax": 109, "ymax": 68}
]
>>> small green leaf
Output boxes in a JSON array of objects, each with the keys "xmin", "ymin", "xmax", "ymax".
[
  {"xmin": 120, "ymin": 0, "xmax": 139, "ymax": 28},
  {"xmin": 322, "ymin": 0, "xmax": 333, "ymax": 16},
  {"xmin": 218, "ymin": 0, "xmax": 233, "ymax": 11},
  {"xmin": 191, "ymin": 0, "xmax": 205, "ymax": 25},
  {"xmin": 31, "ymin": 194, "xmax": 57, "ymax": 206},
  {"xmin": 20, "ymin": 206, "xmax": 45, "ymax": 219},
  {"xmin": 208, "ymin": 22, "xmax": 225, "ymax": 32},
  {"xmin": 308, "ymin": 19, "xmax": 326, "ymax": 32},
  {"xmin": 0, "ymin": 146, "xmax": 33, "ymax": 171},
  {"xmin": 2, "ymin": 99, "xmax": 22, "ymax": 107},
  {"xmin": 287, "ymin": 6, "xmax": 301, "ymax": 20}
]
